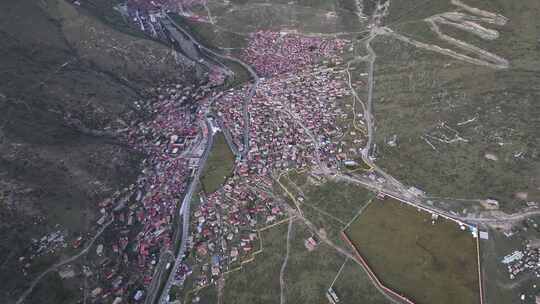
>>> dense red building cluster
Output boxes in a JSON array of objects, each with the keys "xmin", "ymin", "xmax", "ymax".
[
  {"xmin": 216, "ymin": 63, "xmax": 353, "ymax": 175},
  {"xmin": 242, "ymin": 31, "xmax": 347, "ymax": 77}
]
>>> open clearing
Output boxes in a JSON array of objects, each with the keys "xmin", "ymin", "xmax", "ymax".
[
  {"xmin": 200, "ymin": 133, "xmax": 235, "ymax": 194},
  {"xmin": 346, "ymin": 198, "xmax": 480, "ymax": 304}
]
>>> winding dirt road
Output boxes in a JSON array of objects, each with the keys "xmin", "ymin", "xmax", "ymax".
[{"xmin": 16, "ymin": 219, "xmax": 113, "ymax": 304}]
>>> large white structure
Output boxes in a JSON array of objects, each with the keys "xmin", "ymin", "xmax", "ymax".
[{"xmin": 502, "ymin": 251, "xmax": 524, "ymax": 265}]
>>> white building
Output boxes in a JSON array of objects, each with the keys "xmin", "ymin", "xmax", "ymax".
[{"xmin": 502, "ymin": 251, "xmax": 524, "ymax": 264}]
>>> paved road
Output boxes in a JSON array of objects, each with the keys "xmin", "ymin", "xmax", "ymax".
[
  {"xmin": 240, "ymin": 74, "xmax": 258, "ymax": 158},
  {"xmin": 158, "ymin": 117, "xmax": 215, "ymax": 304},
  {"xmin": 150, "ymin": 20, "xmax": 260, "ymax": 302},
  {"xmin": 339, "ymin": 4, "xmax": 475, "ymax": 228},
  {"xmin": 156, "ymin": 5, "xmax": 530, "ymax": 304},
  {"xmin": 150, "ymin": 14, "xmax": 254, "ymax": 304},
  {"xmin": 333, "ymin": 170, "xmax": 540, "ymax": 227},
  {"xmin": 153, "ymin": 13, "xmax": 257, "ymax": 304},
  {"xmin": 144, "ymin": 250, "xmax": 175, "ymax": 304},
  {"xmin": 162, "ymin": 13, "xmax": 259, "ymax": 158}
]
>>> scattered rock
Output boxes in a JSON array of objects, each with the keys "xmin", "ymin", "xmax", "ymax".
[
  {"xmin": 480, "ymin": 198, "xmax": 500, "ymax": 210},
  {"xmin": 484, "ymin": 153, "xmax": 498, "ymax": 161},
  {"xmin": 515, "ymin": 192, "xmax": 529, "ymax": 200},
  {"xmin": 387, "ymin": 134, "xmax": 398, "ymax": 147},
  {"xmin": 58, "ymin": 266, "xmax": 76, "ymax": 279}
]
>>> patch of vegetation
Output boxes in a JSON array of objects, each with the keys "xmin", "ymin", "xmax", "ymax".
[
  {"xmin": 53, "ymin": 0, "xmax": 181, "ymax": 87},
  {"xmin": 346, "ymin": 199, "xmax": 480, "ymax": 304},
  {"xmin": 277, "ymin": 172, "xmax": 373, "ymax": 251},
  {"xmin": 383, "ymin": 0, "xmax": 454, "ymax": 24},
  {"xmin": 222, "ymin": 221, "xmax": 288, "ymax": 304},
  {"xmin": 206, "ymin": 0, "xmax": 365, "ymax": 35},
  {"xmin": 26, "ymin": 272, "xmax": 78, "ymax": 304},
  {"xmin": 333, "ymin": 257, "xmax": 390, "ymax": 303},
  {"xmin": 289, "ymin": 174, "xmax": 375, "ymax": 223},
  {"xmin": 79, "ymin": 0, "xmax": 151, "ymax": 40},
  {"xmin": 224, "ymin": 60, "xmax": 251, "ymax": 88},
  {"xmin": 370, "ymin": 0, "xmax": 540, "ymax": 210},
  {"xmin": 284, "ymin": 222, "xmax": 343, "ymax": 303},
  {"xmin": 168, "ymin": 14, "xmax": 251, "ymax": 87},
  {"xmin": 284, "ymin": 222, "xmax": 390, "ymax": 303},
  {"xmin": 201, "ymin": 133, "xmax": 235, "ymax": 194},
  {"xmin": 185, "ymin": 283, "xmax": 217, "ymax": 304},
  {"xmin": 170, "ymin": 14, "xmax": 248, "ymax": 50},
  {"xmin": 0, "ymin": 0, "xmax": 189, "ymax": 302}
]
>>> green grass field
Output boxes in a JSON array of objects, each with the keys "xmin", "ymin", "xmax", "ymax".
[
  {"xmin": 169, "ymin": 14, "xmax": 248, "ymax": 51},
  {"xmin": 283, "ymin": 223, "xmax": 345, "ymax": 303},
  {"xmin": 286, "ymin": 173, "xmax": 375, "ymax": 224},
  {"xmin": 26, "ymin": 272, "xmax": 78, "ymax": 304},
  {"xmin": 284, "ymin": 222, "xmax": 390, "ymax": 304},
  {"xmin": 346, "ymin": 199, "xmax": 480, "ymax": 304},
  {"xmin": 362, "ymin": 0, "xmax": 540, "ymax": 210},
  {"xmin": 201, "ymin": 133, "xmax": 235, "ymax": 194},
  {"xmin": 222, "ymin": 216, "xmax": 391, "ymax": 304},
  {"xmin": 332, "ymin": 257, "xmax": 391, "ymax": 304},
  {"xmin": 222, "ymin": 221, "xmax": 288, "ymax": 304},
  {"xmin": 205, "ymin": 0, "xmax": 366, "ymax": 36},
  {"xmin": 168, "ymin": 14, "xmax": 251, "ymax": 88},
  {"xmin": 187, "ymin": 284, "xmax": 218, "ymax": 304},
  {"xmin": 279, "ymin": 173, "xmax": 375, "ymax": 246},
  {"xmin": 302, "ymin": 181, "xmax": 374, "ymax": 223}
]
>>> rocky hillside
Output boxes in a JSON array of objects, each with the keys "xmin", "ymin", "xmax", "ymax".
[{"xmin": 0, "ymin": 0, "xmax": 193, "ymax": 301}]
